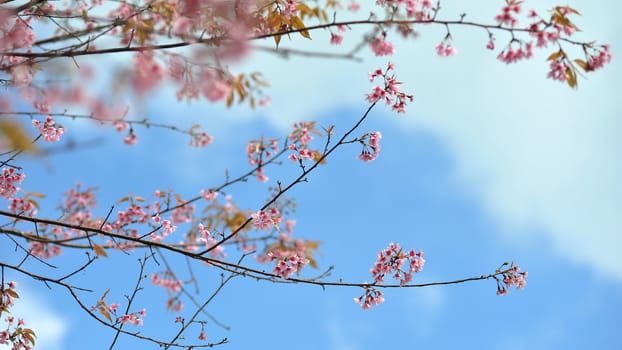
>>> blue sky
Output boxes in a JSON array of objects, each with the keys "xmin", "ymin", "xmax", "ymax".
[{"xmin": 2, "ymin": 1, "xmax": 622, "ymax": 349}]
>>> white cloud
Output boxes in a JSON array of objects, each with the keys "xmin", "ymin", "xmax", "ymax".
[{"xmin": 0, "ymin": 283, "xmax": 68, "ymax": 350}]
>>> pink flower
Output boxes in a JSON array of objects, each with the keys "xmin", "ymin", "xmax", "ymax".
[
  {"xmin": 547, "ymin": 60, "xmax": 569, "ymax": 82},
  {"xmin": 123, "ymin": 133, "xmax": 137, "ymax": 145},
  {"xmin": 436, "ymin": 42, "xmax": 458, "ymax": 57},
  {"xmin": 496, "ymin": 263, "xmax": 528, "ymax": 295},
  {"xmin": 494, "ymin": 0, "xmax": 521, "ymax": 27},
  {"xmin": 272, "ymin": 254, "xmax": 309, "ymax": 278},
  {"xmin": 366, "ymin": 64, "xmax": 413, "ymax": 113},
  {"xmin": 298, "ymin": 148, "xmax": 314, "ymax": 160},
  {"xmin": 370, "ymin": 37, "xmax": 395, "ymax": 56},
  {"xmin": 586, "ymin": 45, "xmax": 612, "ymax": 71},
  {"xmin": 256, "ymin": 167, "xmax": 269, "ymax": 182},
  {"xmin": 0, "ymin": 167, "xmax": 25, "ymax": 199},
  {"xmin": 354, "ymin": 287, "xmax": 384, "ymax": 310},
  {"xmin": 113, "ymin": 121, "xmax": 129, "ymax": 133},
  {"xmin": 251, "ymin": 210, "xmax": 272, "ymax": 230},
  {"xmin": 203, "ymin": 79, "xmax": 231, "ymax": 102},
  {"xmin": 282, "ymin": 0, "xmax": 299, "ymax": 18},
  {"xmin": 348, "ymin": 1, "xmax": 360, "ymax": 12},
  {"xmin": 486, "ymin": 39, "xmax": 495, "ymax": 50},
  {"xmin": 172, "ymin": 16, "xmax": 193, "ymax": 37},
  {"xmin": 32, "ymin": 116, "xmax": 65, "ymax": 142},
  {"xmin": 330, "ymin": 33, "xmax": 343, "ymax": 45},
  {"xmin": 285, "ymin": 219, "xmax": 296, "ymax": 234},
  {"xmin": 368, "ymin": 243, "xmax": 425, "ymax": 285},
  {"xmin": 190, "ymin": 132, "xmax": 213, "ymax": 147},
  {"xmin": 358, "ymin": 131, "xmax": 382, "ymax": 162},
  {"xmin": 200, "ymin": 189, "xmax": 218, "ymax": 202},
  {"xmin": 131, "ymin": 52, "xmax": 165, "ymax": 95},
  {"xmin": 215, "ymin": 23, "xmax": 251, "ymax": 62},
  {"xmin": 198, "ymin": 331, "xmax": 207, "ymax": 340}
]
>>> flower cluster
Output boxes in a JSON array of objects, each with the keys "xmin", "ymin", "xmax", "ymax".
[
  {"xmin": 330, "ymin": 33, "xmax": 343, "ymax": 45},
  {"xmin": 436, "ymin": 41, "xmax": 458, "ymax": 57},
  {"xmin": 375, "ymin": 0, "xmax": 434, "ymax": 21},
  {"xmin": 171, "ymin": 204, "xmax": 195, "ymax": 224},
  {"xmin": 200, "ymin": 189, "xmax": 218, "ymax": 202},
  {"xmin": 149, "ymin": 217, "xmax": 177, "ymax": 242},
  {"xmin": 357, "ymin": 131, "xmax": 382, "ymax": 162},
  {"xmin": 251, "ymin": 208, "xmax": 282, "ymax": 230},
  {"xmin": 151, "ymin": 273, "xmax": 183, "ymax": 292},
  {"xmin": 547, "ymin": 60, "xmax": 569, "ymax": 82},
  {"xmin": 369, "ymin": 242, "xmax": 425, "ymax": 286},
  {"xmin": 370, "ymin": 36, "xmax": 395, "ymax": 56},
  {"xmin": 32, "ymin": 116, "xmax": 65, "ymax": 142},
  {"xmin": 255, "ymin": 224, "xmax": 317, "ymax": 279},
  {"xmin": 246, "ymin": 138, "xmax": 279, "ymax": 182},
  {"xmin": 119, "ymin": 308, "xmax": 147, "ymax": 326},
  {"xmin": 189, "ymin": 131, "xmax": 213, "ymax": 147},
  {"xmin": 270, "ymin": 253, "xmax": 308, "ymax": 279},
  {"xmin": 131, "ymin": 52, "xmax": 165, "ymax": 95},
  {"xmin": 0, "ymin": 281, "xmax": 18, "ymax": 312},
  {"xmin": 497, "ymin": 41, "xmax": 534, "ymax": 64},
  {"xmin": 0, "ymin": 282, "xmax": 36, "ymax": 350},
  {"xmin": 366, "ymin": 63, "xmax": 413, "ymax": 113},
  {"xmin": 9, "ymin": 197, "xmax": 37, "ymax": 216},
  {"xmin": 527, "ymin": 6, "xmax": 579, "ymax": 49},
  {"xmin": 494, "ymin": 0, "xmax": 522, "ymax": 27},
  {"xmin": 0, "ymin": 17, "xmax": 36, "ymax": 51},
  {"xmin": 29, "ymin": 240, "xmax": 62, "ymax": 259},
  {"xmin": 354, "ymin": 286, "xmax": 384, "ymax": 310},
  {"xmin": 585, "ymin": 45, "xmax": 612, "ymax": 72},
  {"xmin": 196, "ymin": 223, "xmax": 226, "ymax": 258},
  {"xmin": 495, "ymin": 263, "xmax": 528, "ymax": 295},
  {"xmin": 0, "ymin": 167, "xmax": 25, "ymax": 199},
  {"xmin": 287, "ymin": 121, "xmax": 321, "ymax": 163}
]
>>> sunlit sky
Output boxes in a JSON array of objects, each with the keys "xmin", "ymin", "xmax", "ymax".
[{"xmin": 3, "ymin": 1, "xmax": 621, "ymax": 349}]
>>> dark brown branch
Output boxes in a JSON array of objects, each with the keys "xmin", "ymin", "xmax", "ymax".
[{"xmin": 0, "ymin": 262, "xmax": 229, "ymax": 348}]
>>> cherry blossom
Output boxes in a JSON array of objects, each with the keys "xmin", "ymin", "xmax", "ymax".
[
  {"xmin": 348, "ymin": 2, "xmax": 361, "ymax": 11},
  {"xmin": 547, "ymin": 60, "xmax": 569, "ymax": 82},
  {"xmin": 497, "ymin": 41, "xmax": 534, "ymax": 64},
  {"xmin": 369, "ymin": 242, "xmax": 425, "ymax": 285},
  {"xmin": 436, "ymin": 41, "xmax": 458, "ymax": 57},
  {"xmin": 200, "ymin": 189, "xmax": 218, "ymax": 202},
  {"xmin": 358, "ymin": 131, "xmax": 383, "ymax": 162},
  {"xmin": 190, "ymin": 131, "xmax": 213, "ymax": 147},
  {"xmin": 494, "ymin": 0, "xmax": 522, "ymax": 27},
  {"xmin": 251, "ymin": 208, "xmax": 282, "ymax": 230},
  {"xmin": 0, "ymin": 168, "xmax": 25, "ymax": 199},
  {"xmin": 272, "ymin": 254, "xmax": 308, "ymax": 278},
  {"xmin": 495, "ymin": 263, "xmax": 528, "ymax": 295},
  {"xmin": 370, "ymin": 36, "xmax": 395, "ymax": 56},
  {"xmin": 366, "ymin": 63, "xmax": 413, "ymax": 113},
  {"xmin": 354, "ymin": 287, "xmax": 384, "ymax": 310},
  {"xmin": 330, "ymin": 33, "xmax": 343, "ymax": 45},
  {"xmin": 32, "ymin": 116, "xmax": 65, "ymax": 142},
  {"xmin": 586, "ymin": 45, "xmax": 613, "ymax": 72},
  {"xmin": 123, "ymin": 132, "xmax": 138, "ymax": 145},
  {"xmin": 131, "ymin": 52, "xmax": 165, "ymax": 95}
]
